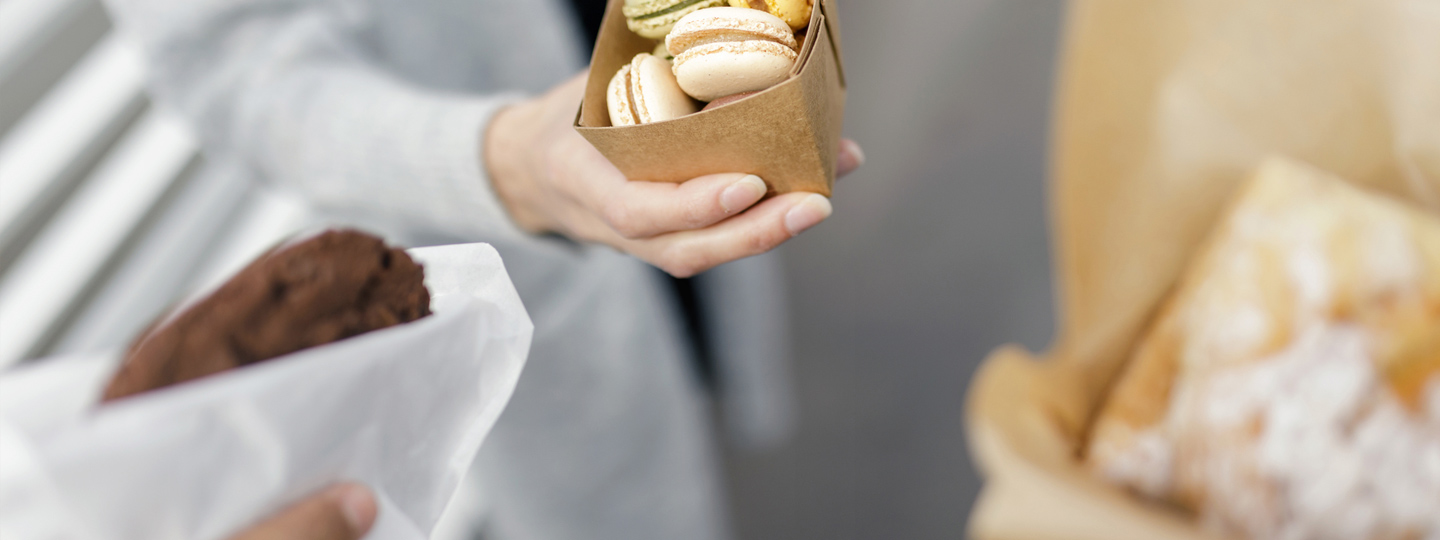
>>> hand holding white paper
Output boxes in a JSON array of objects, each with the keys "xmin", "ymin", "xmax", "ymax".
[{"xmin": 0, "ymin": 243, "xmax": 532, "ymax": 540}]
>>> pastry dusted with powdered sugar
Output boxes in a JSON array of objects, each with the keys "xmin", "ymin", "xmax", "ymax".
[{"xmin": 1089, "ymin": 158, "xmax": 1440, "ymax": 540}]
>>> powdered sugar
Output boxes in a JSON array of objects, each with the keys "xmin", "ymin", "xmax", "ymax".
[
  {"xmin": 1096, "ymin": 427, "xmax": 1175, "ymax": 497},
  {"xmin": 1122, "ymin": 323, "xmax": 1440, "ymax": 540},
  {"xmin": 1092, "ymin": 165, "xmax": 1440, "ymax": 540}
]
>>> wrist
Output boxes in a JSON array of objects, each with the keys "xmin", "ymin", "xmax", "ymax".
[{"xmin": 484, "ymin": 102, "xmax": 547, "ymax": 233}]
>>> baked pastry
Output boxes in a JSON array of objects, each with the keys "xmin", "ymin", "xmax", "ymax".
[
  {"xmin": 1088, "ymin": 159, "xmax": 1440, "ymax": 540},
  {"xmin": 607, "ymin": 53, "xmax": 698, "ymax": 126},
  {"xmin": 623, "ymin": 0, "xmax": 727, "ymax": 39},
  {"xmin": 101, "ymin": 229, "xmax": 430, "ymax": 402},
  {"xmin": 728, "ymin": 0, "xmax": 811, "ymax": 30},
  {"xmin": 665, "ymin": 7, "xmax": 798, "ymax": 102}
]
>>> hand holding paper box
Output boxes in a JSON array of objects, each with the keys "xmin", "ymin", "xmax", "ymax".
[
  {"xmin": 486, "ymin": 75, "xmax": 859, "ymax": 278},
  {"xmin": 482, "ymin": 0, "xmax": 854, "ymax": 277}
]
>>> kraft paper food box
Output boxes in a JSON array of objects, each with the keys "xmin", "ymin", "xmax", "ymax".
[{"xmin": 575, "ymin": 0, "xmax": 847, "ymax": 196}]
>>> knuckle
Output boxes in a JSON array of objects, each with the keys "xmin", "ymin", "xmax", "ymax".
[
  {"xmin": 664, "ymin": 264, "xmax": 698, "ymax": 279},
  {"xmin": 744, "ymin": 227, "xmax": 782, "ymax": 256},
  {"xmin": 682, "ymin": 197, "xmax": 713, "ymax": 228},
  {"xmin": 601, "ymin": 200, "xmax": 644, "ymax": 238},
  {"xmin": 654, "ymin": 246, "xmax": 702, "ymax": 278}
]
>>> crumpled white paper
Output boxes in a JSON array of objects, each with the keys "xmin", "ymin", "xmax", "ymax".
[{"xmin": 0, "ymin": 243, "xmax": 532, "ymax": 540}]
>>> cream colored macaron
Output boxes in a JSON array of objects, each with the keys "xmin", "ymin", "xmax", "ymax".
[
  {"xmin": 728, "ymin": 0, "xmax": 812, "ymax": 30},
  {"xmin": 607, "ymin": 53, "xmax": 699, "ymax": 126},
  {"xmin": 666, "ymin": 7, "xmax": 799, "ymax": 102}
]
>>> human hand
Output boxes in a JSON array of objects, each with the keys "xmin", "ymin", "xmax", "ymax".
[
  {"xmin": 485, "ymin": 73, "xmax": 865, "ymax": 278},
  {"xmin": 228, "ymin": 484, "xmax": 377, "ymax": 540}
]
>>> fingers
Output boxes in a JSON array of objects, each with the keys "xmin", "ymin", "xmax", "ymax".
[
  {"xmin": 598, "ymin": 173, "xmax": 768, "ymax": 239},
  {"xmin": 229, "ymin": 484, "xmax": 377, "ymax": 540},
  {"xmin": 836, "ymin": 138, "xmax": 865, "ymax": 178},
  {"xmin": 595, "ymin": 139, "xmax": 862, "ymax": 240},
  {"xmin": 626, "ymin": 192, "xmax": 833, "ymax": 278}
]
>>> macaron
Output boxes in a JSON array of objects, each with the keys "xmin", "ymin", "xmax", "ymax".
[
  {"xmin": 624, "ymin": 0, "xmax": 729, "ymax": 39},
  {"xmin": 701, "ymin": 91, "xmax": 759, "ymax": 112},
  {"xmin": 653, "ymin": 41, "xmax": 674, "ymax": 61},
  {"xmin": 666, "ymin": 7, "xmax": 799, "ymax": 102},
  {"xmin": 728, "ymin": 0, "xmax": 813, "ymax": 30},
  {"xmin": 607, "ymin": 53, "xmax": 699, "ymax": 126}
]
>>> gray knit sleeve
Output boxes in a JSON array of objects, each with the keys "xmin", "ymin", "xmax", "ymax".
[{"xmin": 101, "ymin": 0, "xmax": 530, "ymax": 241}]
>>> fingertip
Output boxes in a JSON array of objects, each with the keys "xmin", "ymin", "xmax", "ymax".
[
  {"xmin": 720, "ymin": 175, "xmax": 767, "ymax": 214},
  {"xmin": 784, "ymin": 194, "xmax": 833, "ymax": 236},
  {"xmin": 331, "ymin": 484, "xmax": 378, "ymax": 535},
  {"xmin": 844, "ymin": 139, "xmax": 866, "ymax": 166},
  {"xmin": 837, "ymin": 139, "xmax": 865, "ymax": 177}
]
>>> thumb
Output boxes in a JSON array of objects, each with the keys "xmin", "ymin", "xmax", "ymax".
[{"xmin": 229, "ymin": 484, "xmax": 378, "ymax": 540}]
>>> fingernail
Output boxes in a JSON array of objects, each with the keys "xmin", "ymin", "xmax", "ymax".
[
  {"xmin": 335, "ymin": 484, "xmax": 378, "ymax": 532},
  {"xmin": 784, "ymin": 194, "xmax": 833, "ymax": 236},
  {"xmin": 721, "ymin": 175, "xmax": 767, "ymax": 213}
]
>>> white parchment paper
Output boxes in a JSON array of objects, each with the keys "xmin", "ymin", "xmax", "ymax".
[{"xmin": 0, "ymin": 243, "xmax": 532, "ymax": 540}]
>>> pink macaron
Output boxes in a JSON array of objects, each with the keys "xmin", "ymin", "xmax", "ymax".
[
  {"xmin": 665, "ymin": 7, "xmax": 799, "ymax": 102},
  {"xmin": 701, "ymin": 91, "xmax": 759, "ymax": 112},
  {"xmin": 607, "ymin": 53, "xmax": 699, "ymax": 126}
]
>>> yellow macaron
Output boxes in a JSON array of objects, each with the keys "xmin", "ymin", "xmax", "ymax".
[{"xmin": 728, "ymin": 0, "xmax": 812, "ymax": 30}]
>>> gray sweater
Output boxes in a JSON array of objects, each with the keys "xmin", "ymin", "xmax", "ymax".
[{"xmin": 98, "ymin": 0, "xmax": 795, "ymax": 538}]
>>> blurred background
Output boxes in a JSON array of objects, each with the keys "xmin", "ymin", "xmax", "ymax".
[
  {"xmin": 725, "ymin": 2, "xmax": 1060, "ymax": 538},
  {"xmin": 0, "ymin": 0, "xmax": 1061, "ymax": 538}
]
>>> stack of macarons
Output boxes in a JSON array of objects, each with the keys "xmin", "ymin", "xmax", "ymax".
[
  {"xmin": 608, "ymin": 53, "xmax": 698, "ymax": 126},
  {"xmin": 608, "ymin": 0, "xmax": 814, "ymax": 127}
]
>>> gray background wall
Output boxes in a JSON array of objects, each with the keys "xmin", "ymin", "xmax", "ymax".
[{"xmin": 725, "ymin": 1, "xmax": 1064, "ymax": 538}]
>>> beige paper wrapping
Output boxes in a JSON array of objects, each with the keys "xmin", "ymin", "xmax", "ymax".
[{"xmin": 965, "ymin": 1, "xmax": 1440, "ymax": 538}]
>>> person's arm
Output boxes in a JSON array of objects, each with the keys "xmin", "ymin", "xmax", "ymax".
[
  {"xmin": 228, "ymin": 483, "xmax": 376, "ymax": 540},
  {"xmin": 104, "ymin": 0, "xmax": 864, "ymax": 276},
  {"xmin": 103, "ymin": 0, "xmax": 528, "ymax": 240}
]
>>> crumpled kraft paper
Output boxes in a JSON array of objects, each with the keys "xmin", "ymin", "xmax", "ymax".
[
  {"xmin": 0, "ymin": 243, "xmax": 533, "ymax": 540},
  {"xmin": 964, "ymin": 1, "xmax": 1440, "ymax": 538}
]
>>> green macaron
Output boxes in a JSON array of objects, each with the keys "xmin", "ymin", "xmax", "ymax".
[{"xmin": 623, "ymin": 0, "xmax": 728, "ymax": 39}]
